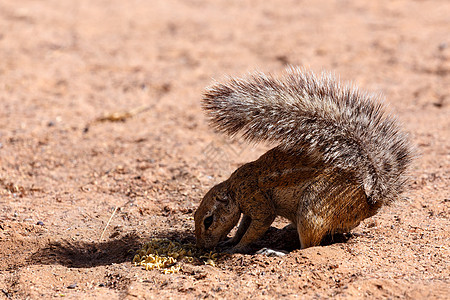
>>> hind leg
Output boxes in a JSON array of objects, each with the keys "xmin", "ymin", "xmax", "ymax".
[
  {"xmin": 296, "ymin": 215, "xmax": 328, "ymax": 249},
  {"xmin": 296, "ymin": 197, "xmax": 325, "ymax": 249}
]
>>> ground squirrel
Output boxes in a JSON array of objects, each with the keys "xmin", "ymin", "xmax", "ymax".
[{"xmin": 194, "ymin": 67, "xmax": 414, "ymax": 253}]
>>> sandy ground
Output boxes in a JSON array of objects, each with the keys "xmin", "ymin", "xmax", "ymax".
[{"xmin": 0, "ymin": 0, "xmax": 449, "ymax": 299}]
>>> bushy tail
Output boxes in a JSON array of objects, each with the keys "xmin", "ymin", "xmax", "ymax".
[{"xmin": 202, "ymin": 67, "xmax": 414, "ymax": 204}]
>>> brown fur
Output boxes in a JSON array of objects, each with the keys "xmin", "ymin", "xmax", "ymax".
[{"xmin": 195, "ymin": 68, "xmax": 413, "ymax": 253}]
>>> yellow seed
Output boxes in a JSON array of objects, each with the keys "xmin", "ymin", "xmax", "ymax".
[
  {"xmin": 204, "ymin": 259, "xmax": 216, "ymax": 267},
  {"xmin": 133, "ymin": 238, "xmax": 219, "ymax": 273}
]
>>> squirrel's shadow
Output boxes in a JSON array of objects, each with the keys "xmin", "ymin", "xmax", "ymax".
[
  {"xmin": 30, "ymin": 228, "xmax": 351, "ymax": 268},
  {"xmin": 249, "ymin": 225, "xmax": 352, "ymax": 253},
  {"xmin": 29, "ymin": 231, "xmax": 195, "ymax": 268},
  {"xmin": 29, "ymin": 233, "xmax": 142, "ymax": 268}
]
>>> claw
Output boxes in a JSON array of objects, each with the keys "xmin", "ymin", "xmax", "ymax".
[
  {"xmin": 227, "ymin": 244, "xmax": 252, "ymax": 254},
  {"xmin": 218, "ymin": 237, "xmax": 236, "ymax": 248}
]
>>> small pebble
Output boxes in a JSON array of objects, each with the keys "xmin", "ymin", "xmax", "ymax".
[
  {"xmin": 37, "ymin": 221, "xmax": 44, "ymax": 226},
  {"xmin": 67, "ymin": 283, "xmax": 77, "ymax": 289},
  {"xmin": 98, "ymin": 283, "xmax": 106, "ymax": 287},
  {"xmin": 438, "ymin": 42, "xmax": 447, "ymax": 51}
]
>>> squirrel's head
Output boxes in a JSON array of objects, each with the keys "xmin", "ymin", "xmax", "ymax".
[{"xmin": 194, "ymin": 181, "xmax": 241, "ymax": 249}]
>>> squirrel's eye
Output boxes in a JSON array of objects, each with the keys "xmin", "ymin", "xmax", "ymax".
[{"xmin": 204, "ymin": 215, "xmax": 213, "ymax": 230}]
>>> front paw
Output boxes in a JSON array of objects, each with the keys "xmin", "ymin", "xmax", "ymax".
[
  {"xmin": 218, "ymin": 237, "xmax": 237, "ymax": 248},
  {"xmin": 224, "ymin": 244, "xmax": 252, "ymax": 254}
]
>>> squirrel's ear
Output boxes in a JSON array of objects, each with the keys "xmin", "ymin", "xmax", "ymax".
[
  {"xmin": 215, "ymin": 190, "xmax": 234, "ymax": 203},
  {"xmin": 215, "ymin": 193, "xmax": 228, "ymax": 203}
]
